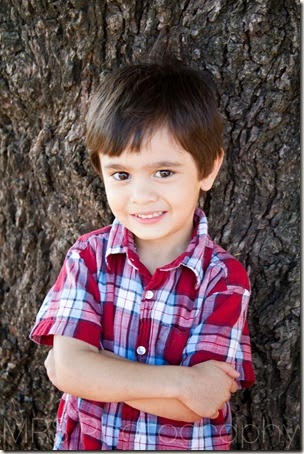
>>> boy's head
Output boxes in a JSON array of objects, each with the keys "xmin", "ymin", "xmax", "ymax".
[{"xmin": 86, "ymin": 61, "xmax": 224, "ymax": 180}]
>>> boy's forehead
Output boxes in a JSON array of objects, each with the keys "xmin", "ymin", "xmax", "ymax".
[{"xmin": 99, "ymin": 126, "xmax": 188, "ymax": 166}]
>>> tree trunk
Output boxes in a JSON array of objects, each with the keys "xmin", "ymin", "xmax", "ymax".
[{"xmin": 0, "ymin": 0, "xmax": 300, "ymax": 450}]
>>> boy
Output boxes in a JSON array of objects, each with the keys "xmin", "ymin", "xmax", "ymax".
[{"xmin": 30, "ymin": 60, "xmax": 255, "ymax": 450}]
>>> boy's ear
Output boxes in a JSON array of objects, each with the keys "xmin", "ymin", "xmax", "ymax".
[{"xmin": 200, "ymin": 149, "xmax": 224, "ymax": 192}]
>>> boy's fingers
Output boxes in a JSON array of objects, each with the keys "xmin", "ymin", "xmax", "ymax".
[
  {"xmin": 211, "ymin": 360, "xmax": 240, "ymax": 379},
  {"xmin": 230, "ymin": 381, "xmax": 238, "ymax": 393}
]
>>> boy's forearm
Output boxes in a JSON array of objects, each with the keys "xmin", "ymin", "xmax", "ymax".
[
  {"xmin": 47, "ymin": 345, "xmax": 199, "ymax": 421},
  {"xmin": 53, "ymin": 335, "xmax": 183, "ymax": 403},
  {"xmin": 125, "ymin": 398, "xmax": 201, "ymax": 422},
  {"xmin": 99, "ymin": 350, "xmax": 239, "ymax": 419},
  {"xmin": 51, "ymin": 336, "xmax": 238, "ymax": 419},
  {"xmin": 101, "ymin": 350, "xmax": 201, "ymax": 422}
]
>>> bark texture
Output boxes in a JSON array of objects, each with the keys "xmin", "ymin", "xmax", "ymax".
[{"xmin": 0, "ymin": 0, "xmax": 300, "ymax": 450}]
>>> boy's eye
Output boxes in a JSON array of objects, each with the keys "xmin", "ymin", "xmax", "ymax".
[
  {"xmin": 112, "ymin": 172, "xmax": 130, "ymax": 181},
  {"xmin": 155, "ymin": 170, "xmax": 174, "ymax": 178}
]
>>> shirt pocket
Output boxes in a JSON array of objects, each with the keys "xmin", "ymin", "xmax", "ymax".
[{"xmin": 156, "ymin": 324, "xmax": 191, "ymax": 365}]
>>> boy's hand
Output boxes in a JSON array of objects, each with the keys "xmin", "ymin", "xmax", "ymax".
[{"xmin": 181, "ymin": 360, "xmax": 239, "ymax": 419}]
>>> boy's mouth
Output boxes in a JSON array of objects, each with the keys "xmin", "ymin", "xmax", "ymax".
[{"xmin": 132, "ymin": 211, "xmax": 165, "ymax": 219}]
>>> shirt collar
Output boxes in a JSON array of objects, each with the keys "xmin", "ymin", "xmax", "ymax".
[
  {"xmin": 179, "ymin": 207, "xmax": 208, "ymax": 288},
  {"xmin": 105, "ymin": 219, "xmax": 137, "ymax": 268},
  {"xmin": 106, "ymin": 207, "xmax": 208, "ymax": 287}
]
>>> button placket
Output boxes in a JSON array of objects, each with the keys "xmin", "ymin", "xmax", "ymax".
[
  {"xmin": 136, "ymin": 345, "xmax": 146, "ymax": 356},
  {"xmin": 145, "ymin": 290, "xmax": 154, "ymax": 300},
  {"xmin": 135, "ymin": 289, "xmax": 155, "ymax": 361}
]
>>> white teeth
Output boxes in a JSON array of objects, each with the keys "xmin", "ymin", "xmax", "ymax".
[{"xmin": 135, "ymin": 212, "xmax": 163, "ymax": 219}]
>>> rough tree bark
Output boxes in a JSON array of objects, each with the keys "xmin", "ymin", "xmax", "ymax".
[{"xmin": 0, "ymin": 0, "xmax": 300, "ymax": 450}]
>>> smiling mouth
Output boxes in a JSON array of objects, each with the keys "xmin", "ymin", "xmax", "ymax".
[{"xmin": 133, "ymin": 211, "xmax": 165, "ymax": 219}]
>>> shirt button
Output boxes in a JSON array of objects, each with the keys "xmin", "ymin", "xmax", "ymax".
[
  {"xmin": 136, "ymin": 346, "xmax": 146, "ymax": 355},
  {"xmin": 145, "ymin": 290, "xmax": 154, "ymax": 299}
]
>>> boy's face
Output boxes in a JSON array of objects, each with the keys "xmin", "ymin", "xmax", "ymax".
[{"xmin": 99, "ymin": 127, "xmax": 219, "ymax": 254}]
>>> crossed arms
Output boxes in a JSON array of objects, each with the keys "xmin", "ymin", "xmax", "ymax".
[{"xmin": 45, "ymin": 335, "xmax": 239, "ymax": 422}]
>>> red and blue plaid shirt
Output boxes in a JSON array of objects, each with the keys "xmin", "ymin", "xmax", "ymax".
[{"xmin": 30, "ymin": 208, "xmax": 255, "ymax": 450}]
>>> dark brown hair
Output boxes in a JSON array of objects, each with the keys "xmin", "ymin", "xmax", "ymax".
[{"xmin": 86, "ymin": 61, "xmax": 223, "ymax": 178}]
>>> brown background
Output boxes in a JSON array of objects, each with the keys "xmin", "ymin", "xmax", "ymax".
[{"xmin": 0, "ymin": 0, "xmax": 300, "ymax": 450}]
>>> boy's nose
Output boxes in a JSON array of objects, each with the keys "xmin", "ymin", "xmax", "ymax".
[{"xmin": 129, "ymin": 180, "xmax": 158, "ymax": 205}]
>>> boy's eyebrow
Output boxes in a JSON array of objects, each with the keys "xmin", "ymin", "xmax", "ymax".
[{"xmin": 103, "ymin": 161, "xmax": 183, "ymax": 170}]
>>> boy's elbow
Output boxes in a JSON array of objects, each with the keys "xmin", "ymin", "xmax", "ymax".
[
  {"xmin": 49, "ymin": 336, "xmax": 100, "ymax": 394},
  {"xmin": 44, "ymin": 348, "xmax": 57, "ymax": 386},
  {"xmin": 44, "ymin": 346, "xmax": 73, "ymax": 392}
]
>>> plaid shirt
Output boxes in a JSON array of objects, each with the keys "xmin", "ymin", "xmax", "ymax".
[{"xmin": 30, "ymin": 208, "xmax": 255, "ymax": 450}]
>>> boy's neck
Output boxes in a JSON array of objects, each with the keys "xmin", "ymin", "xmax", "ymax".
[{"xmin": 134, "ymin": 231, "xmax": 193, "ymax": 275}]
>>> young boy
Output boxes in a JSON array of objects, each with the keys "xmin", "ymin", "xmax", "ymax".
[{"xmin": 30, "ymin": 61, "xmax": 255, "ymax": 450}]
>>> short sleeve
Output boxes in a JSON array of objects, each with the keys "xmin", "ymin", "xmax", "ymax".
[
  {"xmin": 29, "ymin": 241, "xmax": 103, "ymax": 349},
  {"xmin": 181, "ymin": 259, "xmax": 255, "ymax": 389}
]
